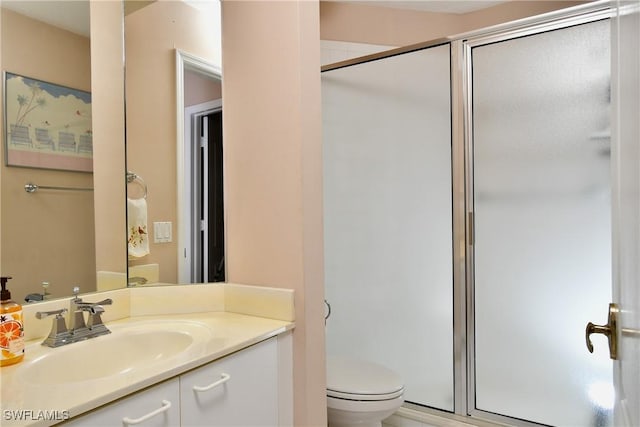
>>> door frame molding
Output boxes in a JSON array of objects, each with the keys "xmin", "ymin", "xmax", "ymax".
[{"xmin": 175, "ymin": 49, "xmax": 222, "ymax": 283}]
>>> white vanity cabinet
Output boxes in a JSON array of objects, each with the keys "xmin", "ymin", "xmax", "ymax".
[
  {"xmin": 62, "ymin": 335, "xmax": 291, "ymax": 427},
  {"xmin": 64, "ymin": 378, "xmax": 181, "ymax": 427},
  {"xmin": 180, "ymin": 337, "xmax": 278, "ymax": 426}
]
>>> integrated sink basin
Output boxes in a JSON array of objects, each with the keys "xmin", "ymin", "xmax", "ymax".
[{"xmin": 17, "ymin": 320, "xmax": 214, "ymax": 385}]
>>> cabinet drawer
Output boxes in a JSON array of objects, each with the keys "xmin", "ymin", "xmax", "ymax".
[
  {"xmin": 64, "ymin": 378, "xmax": 180, "ymax": 427},
  {"xmin": 180, "ymin": 337, "xmax": 279, "ymax": 426}
]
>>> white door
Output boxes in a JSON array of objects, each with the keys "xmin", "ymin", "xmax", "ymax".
[{"xmin": 611, "ymin": 1, "xmax": 640, "ymax": 426}]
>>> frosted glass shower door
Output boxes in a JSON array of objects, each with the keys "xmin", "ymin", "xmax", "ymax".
[
  {"xmin": 471, "ymin": 20, "xmax": 613, "ymax": 426},
  {"xmin": 323, "ymin": 44, "xmax": 453, "ymax": 410}
]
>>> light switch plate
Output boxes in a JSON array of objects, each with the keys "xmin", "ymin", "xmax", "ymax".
[{"xmin": 153, "ymin": 221, "xmax": 172, "ymax": 243}]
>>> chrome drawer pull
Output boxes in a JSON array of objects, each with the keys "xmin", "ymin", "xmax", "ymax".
[
  {"xmin": 122, "ymin": 400, "xmax": 172, "ymax": 425},
  {"xmin": 193, "ymin": 373, "xmax": 231, "ymax": 392}
]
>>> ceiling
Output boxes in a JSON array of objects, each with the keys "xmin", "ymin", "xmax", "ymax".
[
  {"xmin": 1, "ymin": 0, "xmax": 213, "ymax": 37},
  {"xmin": 1, "ymin": 0, "xmax": 90, "ymax": 37},
  {"xmin": 0, "ymin": 0, "xmax": 508, "ymax": 41}
]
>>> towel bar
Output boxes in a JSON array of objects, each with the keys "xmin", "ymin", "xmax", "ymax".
[
  {"xmin": 24, "ymin": 183, "xmax": 93, "ymax": 193},
  {"xmin": 126, "ymin": 171, "xmax": 147, "ymax": 199}
]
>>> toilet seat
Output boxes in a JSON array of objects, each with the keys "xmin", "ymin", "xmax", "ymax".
[
  {"xmin": 327, "ymin": 388, "xmax": 404, "ymax": 401},
  {"xmin": 327, "ymin": 357, "xmax": 404, "ymax": 402}
]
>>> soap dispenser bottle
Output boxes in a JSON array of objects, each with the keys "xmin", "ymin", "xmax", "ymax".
[{"xmin": 0, "ymin": 277, "xmax": 25, "ymax": 366}]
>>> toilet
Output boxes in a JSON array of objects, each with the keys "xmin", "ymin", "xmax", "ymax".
[{"xmin": 326, "ymin": 357, "xmax": 405, "ymax": 427}]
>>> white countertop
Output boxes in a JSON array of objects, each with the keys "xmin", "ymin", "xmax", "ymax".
[{"xmin": 0, "ymin": 283, "xmax": 295, "ymax": 426}]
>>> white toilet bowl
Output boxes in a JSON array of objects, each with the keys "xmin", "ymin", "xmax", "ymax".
[{"xmin": 327, "ymin": 357, "xmax": 404, "ymax": 427}]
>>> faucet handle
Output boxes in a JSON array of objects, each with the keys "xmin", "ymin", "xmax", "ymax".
[
  {"xmin": 76, "ymin": 298, "xmax": 112, "ymax": 312},
  {"xmin": 41, "ymin": 281, "xmax": 50, "ymax": 300},
  {"xmin": 72, "ymin": 286, "xmax": 82, "ymax": 302},
  {"xmin": 86, "ymin": 308, "xmax": 111, "ymax": 337},
  {"xmin": 36, "ymin": 309, "xmax": 71, "ymax": 348},
  {"xmin": 35, "ymin": 308, "xmax": 67, "ymax": 319}
]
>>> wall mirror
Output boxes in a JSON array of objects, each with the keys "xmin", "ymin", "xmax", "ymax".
[
  {"xmin": 124, "ymin": 0, "xmax": 222, "ymax": 286},
  {"xmin": 0, "ymin": 1, "xmax": 127, "ymax": 303}
]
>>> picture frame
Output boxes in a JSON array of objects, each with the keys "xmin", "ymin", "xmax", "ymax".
[{"xmin": 3, "ymin": 71, "xmax": 93, "ymax": 172}]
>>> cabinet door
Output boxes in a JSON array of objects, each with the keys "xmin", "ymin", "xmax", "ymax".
[
  {"xmin": 64, "ymin": 378, "xmax": 180, "ymax": 427},
  {"xmin": 180, "ymin": 337, "xmax": 279, "ymax": 426}
]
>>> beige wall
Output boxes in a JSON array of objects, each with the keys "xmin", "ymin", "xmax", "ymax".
[
  {"xmin": 320, "ymin": 1, "xmax": 589, "ymax": 46},
  {"xmin": 222, "ymin": 1, "xmax": 326, "ymax": 425},
  {"xmin": 0, "ymin": 8, "xmax": 95, "ymax": 301},
  {"xmin": 125, "ymin": 1, "xmax": 219, "ymax": 282},
  {"xmin": 1, "ymin": 5, "xmax": 3, "ymax": 283},
  {"xmin": 91, "ymin": 1, "xmax": 127, "ymax": 277}
]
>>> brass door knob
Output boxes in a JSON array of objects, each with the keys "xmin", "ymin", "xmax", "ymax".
[{"xmin": 585, "ymin": 303, "xmax": 619, "ymax": 360}]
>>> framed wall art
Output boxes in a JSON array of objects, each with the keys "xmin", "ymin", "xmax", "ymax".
[{"xmin": 3, "ymin": 72, "xmax": 93, "ymax": 172}]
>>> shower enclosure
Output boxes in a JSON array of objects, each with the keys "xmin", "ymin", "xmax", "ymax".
[
  {"xmin": 322, "ymin": 3, "xmax": 628, "ymax": 426},
  {"xmin": 323, "ymin": 43, "xmax": 454, "ymax": 411}
]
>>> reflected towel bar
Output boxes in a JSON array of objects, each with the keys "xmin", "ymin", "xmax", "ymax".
[
  {"xmin": 126, "ymin": 171, "xmax": 148, "ymax": 199},
  {"xmin": 24, "ymin": 183, "xmax": 93, "ymax": 193}
]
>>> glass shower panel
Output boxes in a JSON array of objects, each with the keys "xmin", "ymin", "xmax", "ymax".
[
  {"xmin": 472, "ymin": 20, "xmax": 613, "ymax": 426},
  {"xmin": 322, "ymin": 44, "xmax": 453, "ymax": 410}
]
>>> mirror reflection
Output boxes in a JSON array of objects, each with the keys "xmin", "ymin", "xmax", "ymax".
[
  {"xmin": 124, "ymin": 0, "xmax": 222, "ymax": 286},
  {"xmin": 0, "ymin": 1, "xmax": 99, "ymax": 303}
]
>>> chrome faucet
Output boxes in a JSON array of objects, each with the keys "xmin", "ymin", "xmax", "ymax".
[{"xmin": 36, "ymin": 287, "xmax": 112, "ymax": 348}]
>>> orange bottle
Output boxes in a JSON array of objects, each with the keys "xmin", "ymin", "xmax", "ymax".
[{"xmin": 0, "ymin": 277, "xmax": 25, "ymax": 366}]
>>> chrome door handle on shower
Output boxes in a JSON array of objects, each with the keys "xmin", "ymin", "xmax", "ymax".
[{"xmin": 585, "ymin": 303, "xmax": 619, "ymax": 360}]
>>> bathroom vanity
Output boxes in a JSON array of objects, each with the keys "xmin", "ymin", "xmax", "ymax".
[
  {"xmin": 0, "ymin": 283, "xmax": 295, "ymax": 426},
  {"xmin": 65, "ymin": 333, "xmax": 285, "ymax": 426}
]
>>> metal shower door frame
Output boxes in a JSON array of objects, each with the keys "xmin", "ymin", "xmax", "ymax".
[{"xmin": 458, "ymin": 4, "xmax": 614, "ymax": 426}]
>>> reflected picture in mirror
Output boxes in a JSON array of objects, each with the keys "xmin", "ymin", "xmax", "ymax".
[
  {"xmin": 0, "ymin": 0, "xmax": 96, "ymax": 302},
  {"xmin": 4, "ymin": 71, "xmax": 93, "ymax": 172}
]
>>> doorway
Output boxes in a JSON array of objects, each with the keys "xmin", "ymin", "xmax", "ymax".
[
  {"xmin": 176, "ymin": 50, "xmax": 224, "ymax": 284},
  {"xmin": 190, "ymin": 108, "xmax": 225, "ymax": 283}
]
